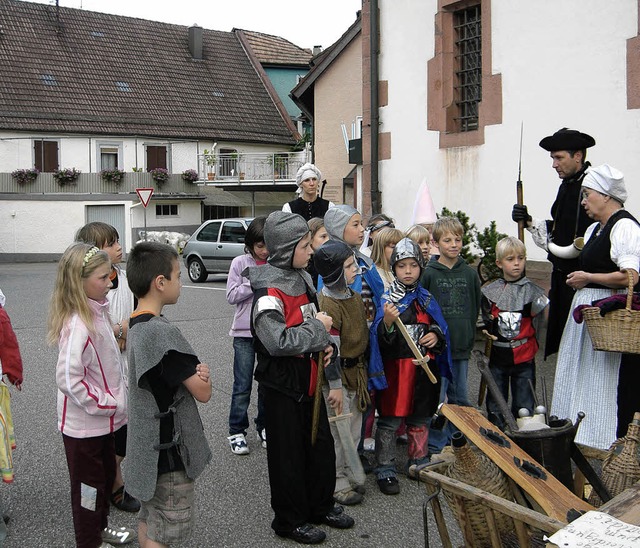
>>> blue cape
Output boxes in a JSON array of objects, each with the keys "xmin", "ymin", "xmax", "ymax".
[{"xmin": 368, "ymin": 285, "xmax": 452, "ymax": 391}]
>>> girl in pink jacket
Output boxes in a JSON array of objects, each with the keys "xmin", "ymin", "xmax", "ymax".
[{"xmin": 47, "ymin": 243, "xmax": 133, "ymax": 548}]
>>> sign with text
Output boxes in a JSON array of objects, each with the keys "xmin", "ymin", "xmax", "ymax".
[{"xmin": 135, "ymin": 188, "xmax": 154, "ymax": 208}]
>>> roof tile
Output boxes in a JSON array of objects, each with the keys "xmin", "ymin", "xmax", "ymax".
[{"xmin": 0, "ymin": 0, "xmax": 296, "ymax": 144}]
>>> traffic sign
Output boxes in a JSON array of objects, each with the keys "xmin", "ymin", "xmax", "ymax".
[{"xmin": 136, "ymin": 188, "xmax": 154, "ymax": 208}]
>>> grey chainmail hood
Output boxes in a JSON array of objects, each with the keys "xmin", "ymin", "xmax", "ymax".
[
  {"xmin": 313, "ymin": 239, "xmax": 355, "ymax": 297},
  {"xmin": 324, "ymin": 204, "xmax": 373, "ymax": 268},
  {"xmin": 245, "ymin": 211, "xmax": 315, "ymax": 295}
]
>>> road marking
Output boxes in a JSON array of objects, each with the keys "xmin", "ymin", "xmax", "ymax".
[{"xmin": 183, "ymin": 285, "xmax": 226, "ymax": 291}]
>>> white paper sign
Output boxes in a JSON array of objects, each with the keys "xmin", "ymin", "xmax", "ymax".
[{"xmin": 545, "ymin": 511, "xmax": 640, "ymax": 547}]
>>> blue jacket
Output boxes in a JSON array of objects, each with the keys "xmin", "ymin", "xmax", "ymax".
[{"xmin": 368, "ymin": 285, "xmax": 452, "ymax": 391}]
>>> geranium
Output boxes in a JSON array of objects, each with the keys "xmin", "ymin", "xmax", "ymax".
[
  {"xmin": 181, "ymin": 169, "xmax": 199, "ymax": 183},
  {"xmin": 100, "ymin": 168, "xmax": 126, "ymax": 184},
  {"xmin": 53, "ymin": 167, "xmax": 81, "ymax": 185},
  {"xmin": 11, "ymin": 168, "xmax": 39, "ymax": 185},
  {"xmin": 150, "ymin": 168, "xmax": 170, "ymax": 185}
]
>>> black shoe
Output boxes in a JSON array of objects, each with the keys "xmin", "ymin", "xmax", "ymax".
[
  {"xmin": 359, "ymin": 452, "xmax": 374, "ymax": 474},
  {"xmin": 377, "ymin": 476, "xmax": 400, "ymax": 495},
  {"xmin": 276, "ymin": 524, "xmax": 326, "ymax": 544},
  {"xmin": 313, "ymin": 505, "xmax": 355, "ymax": 529},
  {"xmin": 110, "ymin": 486, "xmax": 141, "ymax": 513}
]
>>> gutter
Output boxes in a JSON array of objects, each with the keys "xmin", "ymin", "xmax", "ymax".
[{"xmin": 370, "ymin": 0, "xmax": 380, "ymax": 214}]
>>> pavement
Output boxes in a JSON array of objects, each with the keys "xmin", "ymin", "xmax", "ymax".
[{"xmin": 0, "ymin": 261, "xmax": 559, "ymax": 547}]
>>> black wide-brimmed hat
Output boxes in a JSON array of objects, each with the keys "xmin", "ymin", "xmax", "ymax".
[{"xmin": 539, "ymin": 128, "xmax": 596, "ymax": 152}]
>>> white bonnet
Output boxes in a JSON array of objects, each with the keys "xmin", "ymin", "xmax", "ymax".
[
  {"xmin": 582, "ymin": 164, "xmax": 627, "ymax": 204},
  {"xmin": 295, "ymin": 163, "xmax": 322, "ymax": 187}
]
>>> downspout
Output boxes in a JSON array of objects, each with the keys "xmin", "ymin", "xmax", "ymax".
[{"xmin": 370, "ymin": 0, "xmax": 380, "ymax": 214}]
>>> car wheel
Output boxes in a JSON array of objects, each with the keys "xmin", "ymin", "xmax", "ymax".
[{"xmin": 187, "ymin": 257, "xmax": 208, "ymax": 283}]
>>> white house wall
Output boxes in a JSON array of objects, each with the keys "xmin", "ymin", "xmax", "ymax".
[
  {"xmin": 130, "ymin": 200, "xmax": 202, "ymax": 240},
  {"xmin": 0, "ymin": 199, "xmax": 130, "ymax": 256},
  {"xmin": 0, "ymin": 132, "xmax": 284, "ymax": 173},
  {"xmin": 378, "ymin": 0, "xmax": 640, "ymax": 261},
  {"xmin": 0, "ymin": 197, "xmax": 203, "ymax": 259}
]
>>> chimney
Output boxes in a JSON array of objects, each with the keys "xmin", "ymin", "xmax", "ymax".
[
  {"xmin": 188, "ymin": 25, "xmax": 203, "ymax": 60},
  {"xmin": 312, "ymin": 45, "xmax": 323, "ymax": 56}
]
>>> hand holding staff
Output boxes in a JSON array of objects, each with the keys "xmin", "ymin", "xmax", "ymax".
[{"xmin": 516, "ymin": 122, "xmax": 525, "ymax": 242}]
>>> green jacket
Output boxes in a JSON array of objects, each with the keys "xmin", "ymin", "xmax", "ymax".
[{"xmin": 420, "ymin": 258, "xmax": 481, "ymax": 359}]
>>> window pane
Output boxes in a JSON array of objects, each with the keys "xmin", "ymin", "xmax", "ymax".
[
  {"xmin": 101, "ymin": 152, "xmax": 118, "ymax": 170},
  {"xmin": 220, "ymin": 221, "xmax": 246, "ymax": 243},
  {"xmin": 198, "ymin": 222, "xmax": 221, "ymax": 242}
]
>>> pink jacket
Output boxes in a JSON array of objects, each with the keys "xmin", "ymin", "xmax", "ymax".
[
  {"xmin": 56, "ymin": 298, "xmax": 127, "ymax": 438},
  {"xmin": 226, "ymin": 253, "xmax": 259, "ymax": 337}
]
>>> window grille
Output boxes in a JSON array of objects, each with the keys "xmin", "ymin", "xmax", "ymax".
[
  {"xmin": 454, "ymin": 5, "xmax": 481, "ymax": 132},
  {"xmin": 156, "ymin": 204, "xmax": 178, "ymax": 217}
]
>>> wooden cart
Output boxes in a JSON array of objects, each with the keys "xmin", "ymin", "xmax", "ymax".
[
  {"xmin": 413, "ymin": 461, "xmax": 566, "ymax": 548},
  {"xmin": 414, "ymin": 461, "xmax": 640, "ymax": 548}
]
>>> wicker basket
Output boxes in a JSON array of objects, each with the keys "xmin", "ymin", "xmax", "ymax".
[
  {"xmin": 588, "ymin": 412, "xmax": 640, "ymax": 506},
  {"xmin": 582, "ymin": 269, "xmax": 640, "ymax": 353},
  {"xmin": 444, "ymin": 432, "xmax": 516, "ymax": 547}
]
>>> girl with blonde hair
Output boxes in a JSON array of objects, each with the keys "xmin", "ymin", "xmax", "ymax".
[
  {"xmin": 48, "ymin": 242, "xmax": 132, "ymax": 548},
  {"xmin": 371, "ymin": 227, "xmax": 404, "ymax": 289}
]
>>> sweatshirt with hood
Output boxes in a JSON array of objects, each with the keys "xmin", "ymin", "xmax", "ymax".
[
  {"xmin": 246, "ymin": 211, "xmax": 332, "ymax": 401},
  {"xmin": 420, "ymin": 257, "xmax": 481, "ymax": 360}
]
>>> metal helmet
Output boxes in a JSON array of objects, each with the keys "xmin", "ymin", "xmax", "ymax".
[{"xmin": 390, "ymin": 237, "xmax": 425, "ymax": 271}]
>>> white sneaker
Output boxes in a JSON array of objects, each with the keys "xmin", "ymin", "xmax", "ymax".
[
  {"xmin": 257, "ymin": 428, "xmax": 267, "ymax": 449},
  {"xmin": 102, "ymin": 525, "xmax": 136, "ymax": 545},
  {"xmin": 228, "ymin": 433, "xmax": 250, "ymax": 455}
]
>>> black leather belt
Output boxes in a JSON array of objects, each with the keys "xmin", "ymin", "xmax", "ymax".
[
  {"xmin": 340, "ymin": 357, "xmax": 362, "ymax": 369},
  {"xmin": 492, "ymin": 337, "xmax": 529, "ymax": 349}
]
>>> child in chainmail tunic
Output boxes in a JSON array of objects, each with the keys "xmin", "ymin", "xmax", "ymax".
[{"xmin": 314, "ymin": 240, "xmax": 369, "ymax": 506}]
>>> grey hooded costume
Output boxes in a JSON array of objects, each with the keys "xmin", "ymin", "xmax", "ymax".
[
  {"xmin": 246, "ymin": 211, "xmax": 332, "ymax": 400},
  {"xmin": 245, "ymin": 211, "xmax": 339, "ymax": 535}
]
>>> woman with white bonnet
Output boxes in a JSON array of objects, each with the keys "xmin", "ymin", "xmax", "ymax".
[
  {"xmin": 551, "ymin": 164, "xmax": 640, "ymax": 450},
  {"xmin": 282, "ymin": 163, "xmax": 335, "ymax": 220}
]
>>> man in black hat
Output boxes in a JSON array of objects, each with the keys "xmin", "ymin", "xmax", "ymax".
[{"xmin": 512, "ymin": 128, "xmax": 595, "ymax": 358}]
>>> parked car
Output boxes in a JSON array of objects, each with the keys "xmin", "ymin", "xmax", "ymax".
[{"xmin": 182, "ymin": 218, "xmax": 253, "ymax": 282}]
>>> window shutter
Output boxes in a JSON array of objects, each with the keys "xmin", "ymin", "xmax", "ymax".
[{"xmin": 146, "ymin": 146, "xmax": 167, "ymax": 170}]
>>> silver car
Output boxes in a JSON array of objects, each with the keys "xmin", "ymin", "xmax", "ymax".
[{"xmin": 183, "ymin": 218, "xmax": 253, "ymax": 282}]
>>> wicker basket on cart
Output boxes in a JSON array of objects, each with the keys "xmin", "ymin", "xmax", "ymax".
[{"xmin": 582, "ymin": 269, "xmax": 640, "ymax": 353}]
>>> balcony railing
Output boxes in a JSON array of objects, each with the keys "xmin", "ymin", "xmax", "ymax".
[
  {"xmin": 198, "ymin": 151, "xmax": 310, "ymax": 186},
  {"xmin": 0, "ymin": 172, "xmax": 203, "ymax": 195}
]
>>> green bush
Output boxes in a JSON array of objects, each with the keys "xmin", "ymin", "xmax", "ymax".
[{"xmin": 476, "ymin": 221, "xmax": 509, "ymax": 283}]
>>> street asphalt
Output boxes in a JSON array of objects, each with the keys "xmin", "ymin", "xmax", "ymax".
[{"xmin": 0, "ymin": 262, "xmax": 558, "ymax": 547}]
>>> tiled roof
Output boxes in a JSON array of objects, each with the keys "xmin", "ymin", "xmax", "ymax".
[
  {"xmin": 236, "ymin": 29, "xmax": 312, "ymax": 67},
  {"xmin": 0, "ymin": 0, "xmax": 296, "ymax": 144}
]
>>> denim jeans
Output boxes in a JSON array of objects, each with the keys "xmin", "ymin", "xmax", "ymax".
[
  {"xmin": 428, "ymin": 358, "xmax": 470, "ymax": 455},
  {"xmin": 486, "ymin": 360, "xmax": 535, "ymax": 430},
  {"xmin": 228, "ymin": 337, "xmax": 265, "ymax": 435}
]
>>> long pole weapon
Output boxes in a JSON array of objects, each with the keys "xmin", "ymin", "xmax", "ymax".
[{"xmin": 516, "ymin": 122, "xmax": 525, "ymax": 242}]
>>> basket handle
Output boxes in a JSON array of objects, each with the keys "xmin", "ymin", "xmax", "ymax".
[{"xmin": 624, "ymin": 268, "xmax": 634, "ymax": 311}]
